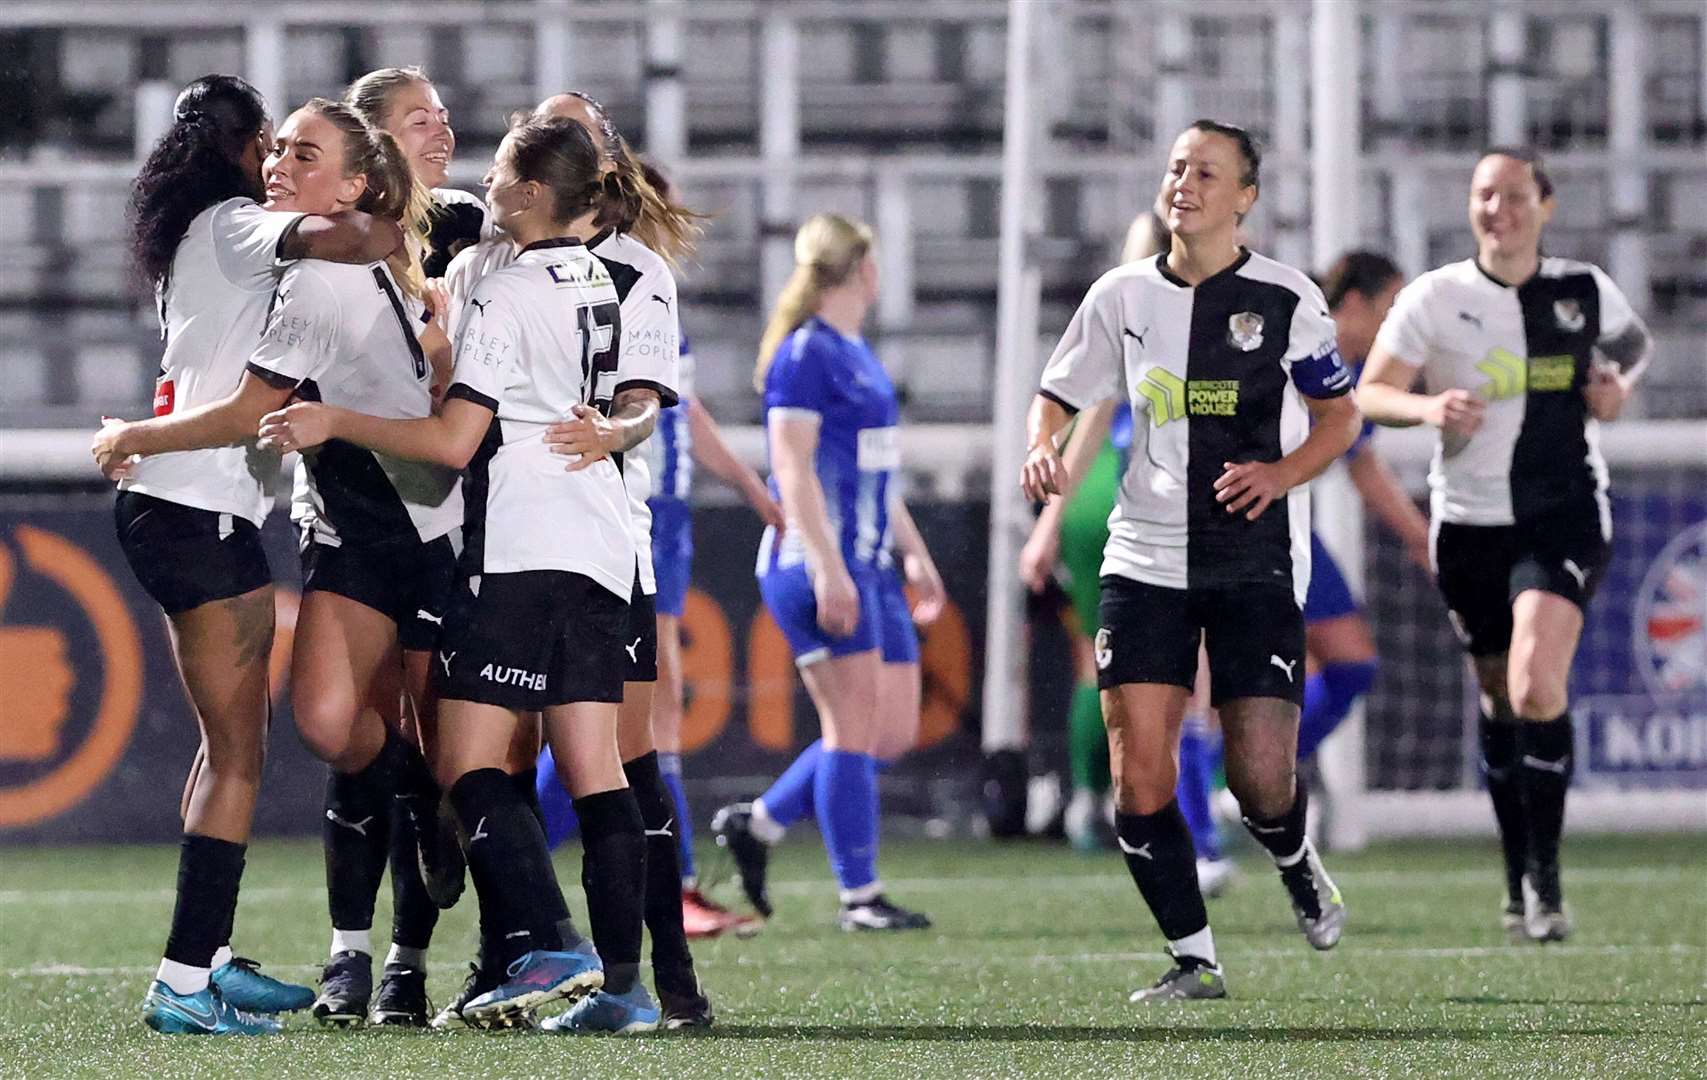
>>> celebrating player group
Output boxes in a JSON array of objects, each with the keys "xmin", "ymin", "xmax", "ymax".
[{"xmin": 92, "ymin": 63, "xmax": 1648, "ymax": 1037}]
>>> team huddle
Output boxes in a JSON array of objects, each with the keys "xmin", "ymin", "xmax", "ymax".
[{"xmin": 94, "ymin": 68, "xmax": 1649, "ymax": 1036}]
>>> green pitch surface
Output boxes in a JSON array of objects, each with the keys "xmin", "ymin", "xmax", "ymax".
[{"xmin": 2, "ymin": 834, "xmax": 1702, "ymax": 1078}]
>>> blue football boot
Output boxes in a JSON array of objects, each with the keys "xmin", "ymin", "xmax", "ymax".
[
  {"xmin": 210, "ymin": 956, "xmax": 314, "ymax": 1013},
  {"xmin": 141, "ymin": 980, "xmax": 283, "ymax": 1035},
  {"xmin": 462, "ymin": 941, "xmax": 603, "ymax": 1025},
  {"xmin": 540, "ymin": 984, "xmax": 661, "ymax": 1035}
]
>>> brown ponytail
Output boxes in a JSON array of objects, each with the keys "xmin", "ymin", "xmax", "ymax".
[{"xmin": 754, "ymin": 213, "xmax": 874, "ymax": 392}]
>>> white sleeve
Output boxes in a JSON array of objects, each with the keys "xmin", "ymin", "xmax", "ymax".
[
  {"xmin": 443, "ymin": 240, "xmax": 510, "ymax": 339},
  {"xmin": 245, "ymin": 265, "xmax": 340, "ymax": 389},
  {"xmin": 209, "ymin": 199, "xmax": 306, "ymax": 291},
  {"xmin": 613, "ymin": 262, "xmax": 681, "ymax": 407},
  {"xmin": 446, "ymin": 278, "xmax": 521, "ymax": 411},
  {"xmin": 1038, "ymin": 271, "xmax": 1125, "ymax": 413},
  {"xmin": 1590, "ymin": 265, "xmax": 1653, "ymax": 377},
  {"xmin": 1373, "ymin": 275, "xmax": 1440, "ymax": 383}
]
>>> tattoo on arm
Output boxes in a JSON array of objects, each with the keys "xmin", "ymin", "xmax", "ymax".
[{"xmin": 608, "ymin": 389, "xmax": 660, "ymax": 451}]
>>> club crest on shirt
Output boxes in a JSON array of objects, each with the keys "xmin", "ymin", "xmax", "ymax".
[
  {"xmin": 1227, "ymin": 311, "xmax": 1264, "ymax": 352},
  {"xmin": 1553, "ymin": 299, "xmax": 1586, "ymax": 332}
]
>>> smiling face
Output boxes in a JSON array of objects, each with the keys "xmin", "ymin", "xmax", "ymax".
[
  {"xmin": 1469, "ymin": 153, "xmax": 1553, "ymax": 265},
  {"xmin": 382, "ymin": 78, "xmax": 454, "ymax": 190},
  {"xmin": 1159, "ymin": 127, "xmax": 1257, "ymax": 240},
  {"xmin": 262, "ymin": 109, "xmax": 365, "ymax": 214}
]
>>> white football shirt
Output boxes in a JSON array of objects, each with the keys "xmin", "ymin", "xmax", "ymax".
[
  {"xmin": 442, "ymin": 229, "xmax": 683, "ymax": 594},
  {"xmin": 447, "ymin": 237, "xmax": 678, "ymax": 598},
  {"xmin": 120, "ymin": 198, "xmax": 304, "ymax": 525},
  {"xmin": 247, "ymin": 259, "xmax": 462, "ymax": 546}
]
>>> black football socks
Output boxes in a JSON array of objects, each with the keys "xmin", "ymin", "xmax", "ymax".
[
  {"xmin": 1115, "ymin": 800, "xmax": 1216, "ymax": 965},
  {"xmin": 1480, "ymin": 710, "xmax": 1528, "ymax": 905},
  {"xmin": 1520, "ymin": 716, "xmax": 1574, "ymax": 906},
  {"xmin": 624, "ymin": 751, "xmax": 698, "ymax": 994},
  {"xmin": 574, "ymin": 788, "xmax": 647, "ymax": 995}
]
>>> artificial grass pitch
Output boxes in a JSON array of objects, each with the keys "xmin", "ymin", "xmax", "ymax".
[{"xmin": 1, "ymin": 834, "xmax": 1701, "ymax": 1078}]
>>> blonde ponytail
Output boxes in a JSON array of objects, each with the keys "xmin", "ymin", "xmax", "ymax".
[{"xmin": 753, "ymin": 213, "xmax": 874, "ymax": 392}]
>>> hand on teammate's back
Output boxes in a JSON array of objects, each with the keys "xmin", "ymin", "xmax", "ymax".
[
  {"xmin": 91, "ymin": 418, "xmax": 136, "ymax": 481},
  {"xmin": 543, "ymin": 405, "xmax": 616, "ymax": 471},
  {"xmin": 257, "ymin": 403, "xmax": 334, "ymax": 453}
]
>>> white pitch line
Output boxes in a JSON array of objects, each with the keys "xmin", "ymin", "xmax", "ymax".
[
  {"xmin": 9, "ymin": 943, "xmax": 1701, "ymax": 980},
  {"xmin": 1, "ymin": 866, "xmax": 1700, "ymax": 905}
]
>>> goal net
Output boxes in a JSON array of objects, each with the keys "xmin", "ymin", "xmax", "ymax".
[{"xmin": 1323, "ymin": 422, "xmax": 1707, "ymax": 843}]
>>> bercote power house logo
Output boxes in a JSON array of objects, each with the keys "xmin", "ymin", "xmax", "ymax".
[{"xmin": 0, "ymin": 526, "xmax": 142, "ymax": 827}]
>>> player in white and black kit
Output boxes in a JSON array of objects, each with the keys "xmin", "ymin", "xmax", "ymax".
[
  {"xmin": 236, "ymin": 99, "xmax": 460, "ymax": 1026},
  {"xmin": 91, "ymin": 75, "xmax": 403, "ymax": 1035},
  {"xmin": 1022, "ymin": 121, "xmax": 1362, "ymax": 1002},
  {"xmin": 431, "ymin": 91, "xmax": 716, "ymax": 1031},
  {"xmin": 260, "ymin": 116, "xmax": 668, "ymax": 1032},
  {"xmin": 1358, "ymin": 148, "xmax": 1653, "ymax": 943},
  {"xmin": 339, "ymin": 63, "xmax": 490, "ymax": 1027}
]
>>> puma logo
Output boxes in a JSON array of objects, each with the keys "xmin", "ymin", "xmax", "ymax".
[
  {"xmin": 644, "ymin": 817, "xmax": 675, "ymax": 838},
  {"xmin": 1124, "ymin": 326, "xmax": 1149, "ymax": 349},
  {"xmin": 1116, "ymin": 836, "xmax": 1152, "ymax": 860},
  {"xmin": 625, "ymin": 637, "xmax": 642, "ymax": 663},
  {"xmin": 1458, "ymin": 310, "xmax": 1483, "ymax": 330},
  {"xmin": 417, "ymin": 609, "xmax": 443, "ymax": 625},
  {"xmin": 650, "ymin": 293, "xmax": 671, "ymax": 309},
  {"xmin": 469, "ymin": 816, "xmax": 491, "ymax": 843},
  {"xmin": 1270, "ymin": 654, "xmax": 1298, "ymax": 681},
  {"xmin": 470, "ymin": 298, "xmax": 491, "ymax": 317},
  {"xmin": 325, "ymin": 810, "xmax": 373, "ymax": 836},
  {"xmin": 1561, "ymin": 559, "xmax": 1588, "ymax": 589}
]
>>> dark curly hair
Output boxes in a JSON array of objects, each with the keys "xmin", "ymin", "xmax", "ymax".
[{"xmin": 128, "ymin": 74, "xmax": 270, "ymax": 285}]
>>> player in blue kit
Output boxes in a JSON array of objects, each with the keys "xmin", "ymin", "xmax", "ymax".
[{"xmin": 712, "ymin": 213, "xmax": 945, "ymax": 932}]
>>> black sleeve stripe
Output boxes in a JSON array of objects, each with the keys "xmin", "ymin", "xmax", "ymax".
[
  {"xmin": 445, "ymin": 383, "xmax": 498, "ymax": 412},
  {"xmin": 613, "ymin": 379, "xmax": 680, "ymax": 411},
  {"xmin": 1038, "ymin": 388, "xmax": 1081, "ymax": 416},
  {"xmin": 274, "ymin": 214, "xmax": 306, "ymax": 262},
  {"xmin": 245, "ymin": 362, "xmax": 299, "ymax": 390}
]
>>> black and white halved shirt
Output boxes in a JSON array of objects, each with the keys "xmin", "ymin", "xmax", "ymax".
[
  {"xmin": 1374, "ymin": 256, "xmax": 1648, "ymax": 534},
  {"xmin": 1038, "ymin": 249, "xmax": 1351, "ymax": 606}
]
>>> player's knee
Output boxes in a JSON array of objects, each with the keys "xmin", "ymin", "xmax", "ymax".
[
  {"xmin": 294, "ymin": 700, "xmax": 359, "ymax": 764},
  {"xmin": 202, "ymin": 732, "xmax": 266, "ymax": 786},
  {"xmin": 1509, "ymin": 674, "xmax": 1567, "ymax": 721},
  {"xmin": 1111, "ymin": 755, "xmax": 1176, "ymax": 815},
  {"xmin": 1225, "ymin": 764, "xmax": 1294, "ymax": 821}
]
